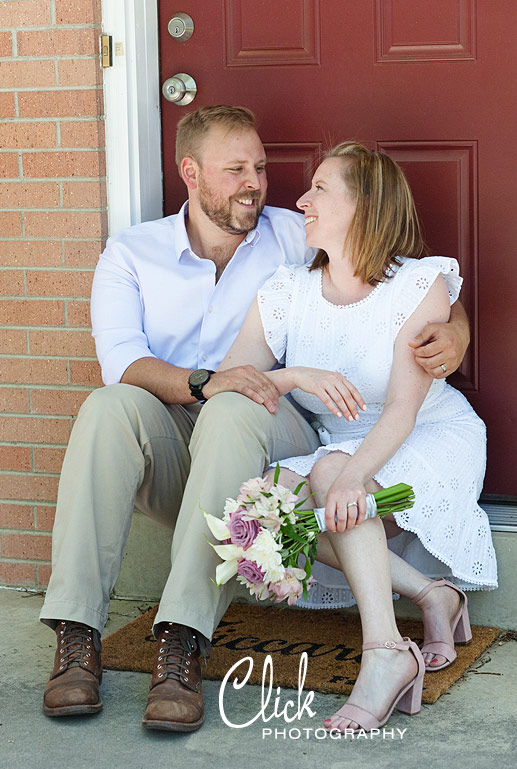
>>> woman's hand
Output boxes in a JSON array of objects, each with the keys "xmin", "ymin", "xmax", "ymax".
[
  {"xmin": 324, "ymin": 470, "xmax": 368, "ymax": 532},
  {"xmin": 292, "ymin": 367, "xmax": 366, "ymax": 421}
]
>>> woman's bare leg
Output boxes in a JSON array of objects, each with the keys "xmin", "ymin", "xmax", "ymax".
[
  {"xmin": 307, "ymin": 452, "xmax": 418, "ymax": 730},
  {"xmin": 264, "ymin": 462, "xmax": 454, "ymax": 669},
  {"xmin": 386, "ymin": 550, "xmax": 460, "ymax": 667},
  {"xmin": 302, "ymin": 457, "xmax": 460, "ymax": 669}
]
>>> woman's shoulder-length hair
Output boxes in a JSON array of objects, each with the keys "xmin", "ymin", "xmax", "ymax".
[{"xmin": 309, "ymin": 141, "xmax": 430, "ymax": 284}]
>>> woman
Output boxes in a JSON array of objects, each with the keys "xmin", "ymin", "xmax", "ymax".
[{"xmin": 217, "ymin": 142, "xmax": 497, "ymax": 732}]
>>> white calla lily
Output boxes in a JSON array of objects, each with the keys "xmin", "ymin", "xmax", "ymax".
[
  {"xmin": 215, "ymin": 559, "xmax": 239, "ymax": 585},
  {"xmin": 211, "ymin": 543, "xmax": 244, "ymax": 560},
  {"xmin": 204, "ymin": 512, "xmax": 231, "ymax": 541}
]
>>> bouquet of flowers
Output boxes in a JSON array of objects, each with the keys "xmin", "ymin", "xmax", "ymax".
[{"xmin": 204, "ymin": 466, "xmax": 414, "ymax": 607}]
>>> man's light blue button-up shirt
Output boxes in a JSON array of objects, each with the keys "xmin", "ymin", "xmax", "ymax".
[{"xmin": 91, "ymin": 203, "xmax": 314, "ymax": 385}]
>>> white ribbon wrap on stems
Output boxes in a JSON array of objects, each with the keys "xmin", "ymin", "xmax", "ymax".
[{"xmin": 313, "ymin": 494, "xmax": 378, "ymax": 532}]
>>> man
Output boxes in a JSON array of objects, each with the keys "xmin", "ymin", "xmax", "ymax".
[{"xmin": 40, "ymin": 105, "xmax": 469, "ymax": 731}]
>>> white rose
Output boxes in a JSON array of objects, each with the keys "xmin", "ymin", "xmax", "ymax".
[
  {"xmin": 223, "ymin": 497, "xmax": 239, "ymax": 521},
  {"xmin": 265, "ymin": 561, "xmax": 286, "ymax": 583},
  {"xmin": 246, "ymin": 530, "xmax": 285, "ymax": 582}
]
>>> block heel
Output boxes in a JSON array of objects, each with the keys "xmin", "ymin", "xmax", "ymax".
[
  {"xmin": 411, "ymin": 578, "xmax": 473, "ymax": 671},
  {"xmin": 323, "ymin": 637, "xmax": 425, "ymax": 733},
  {"xmin": 397, "ymin": 665, "xmax": 424, "ymax": 715},
  {"xmin": 453, "ymin": 601, "xmax": 472, "ymax": 644}
]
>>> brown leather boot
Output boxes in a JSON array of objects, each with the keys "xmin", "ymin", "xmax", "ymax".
[
  {"xmin": 43, "ymin": 620, "xmax": 103, "ymax": 717},
  {"xmin": 142, "ymin": 623, "xmax": 208, "ymax": 732}
]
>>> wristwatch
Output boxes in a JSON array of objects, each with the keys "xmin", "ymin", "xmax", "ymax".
[{"xmin": 188, "ymin": 368, "xmax": 215, "ymax": 402}]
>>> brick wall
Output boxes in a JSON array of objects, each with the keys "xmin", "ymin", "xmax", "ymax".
[{"xmin": 0, "ymin": 0, "xmax": 106, "ymax": 588}]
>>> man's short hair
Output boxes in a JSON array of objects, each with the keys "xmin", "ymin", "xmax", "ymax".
[{"xmin": 175, "ymin": 105, "xmax": 257, "ymax": 175}]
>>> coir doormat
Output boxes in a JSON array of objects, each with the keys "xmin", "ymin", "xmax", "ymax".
[{"xmin": 102, "ymin": 603, "xmax": 500, "ymax": 704}]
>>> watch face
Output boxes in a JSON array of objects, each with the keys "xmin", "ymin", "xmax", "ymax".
[{"xmin": 190, "ymin": 369, "xmax": 210, "ymax": 386}]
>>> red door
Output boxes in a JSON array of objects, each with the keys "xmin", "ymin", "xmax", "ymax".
[{"xmin": 158, "ymin": 0, "xmax": 517, "ymax": 497}]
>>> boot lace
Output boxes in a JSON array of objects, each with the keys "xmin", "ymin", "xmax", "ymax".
[
  {"xmin": 155, "ymin": 623, "xmax": 211, "ymax": 683},
  {"xmin": 57, "ymin": 621, "xmax": 97, "ymax": 672}
]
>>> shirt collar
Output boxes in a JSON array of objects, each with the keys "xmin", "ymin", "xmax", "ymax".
[
  {"xmin": 173, "ymin": 201, "xmax": 193, "ymax": 262},
  {"xmin": 173, "ymin": 200, "xmax": 263, "ymax": 261},
  {"xmin": 242, "ymin": 225, "xmax": 261, "ymax": 247}
]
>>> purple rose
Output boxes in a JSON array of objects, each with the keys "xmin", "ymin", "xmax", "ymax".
[
  {"xmin": 237, "ymin": 559, "xmax": 265, "ymax": 585},
  {"xmin": 228, "ymin": 511, "xmax": 260, "ymax": 550}
]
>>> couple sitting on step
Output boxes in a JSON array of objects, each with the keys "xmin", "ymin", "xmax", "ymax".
[{"xmin": 40, "ymin": 105, "xmax": 497, "ymax": 733}]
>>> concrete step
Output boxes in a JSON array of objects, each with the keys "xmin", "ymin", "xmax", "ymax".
[{"xmin": 114, "ymin": 512, "xmax": 516, "ymax": 630}]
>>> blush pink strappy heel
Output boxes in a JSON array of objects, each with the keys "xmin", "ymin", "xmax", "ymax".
[
  {"xmin": 323, "ymin": 637, "xmax": 425, "ymax": 733},
  {"xmin": 412, "ymin": 578, "xmax": 472, "ymax": 672}
]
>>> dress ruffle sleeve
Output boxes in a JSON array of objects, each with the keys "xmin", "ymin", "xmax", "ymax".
[
  {"xmin": 256, "ymin": 264, "xmax": 297, "ymax": 364},
  {"xmin": 391, "ymin": 256, "xmax": 463, "ymax": 336}
]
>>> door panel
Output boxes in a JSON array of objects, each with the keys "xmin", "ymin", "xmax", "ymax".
[
  {"xmin": 158, "ymin": 0, "xmax": 517, "ymax": 496},
  {"xmin": 379, "ymin": 142, "xmax": 478, "ymax": 393}
]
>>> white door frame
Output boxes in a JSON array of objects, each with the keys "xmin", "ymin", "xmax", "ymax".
[{"xmin": 100, "ymin": 0, "xmax": 163, "ymax": 234}]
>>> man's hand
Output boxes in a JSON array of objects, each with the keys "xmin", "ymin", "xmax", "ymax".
[
  {"xmin": 202, "ymin": 365, "xmax": 280, "ymax": 413},
  {"xmin": 408, "ymin": 319, "xmax": 469, "ymax": 379}
]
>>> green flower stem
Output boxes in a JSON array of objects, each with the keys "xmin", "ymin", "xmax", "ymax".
[
  {"xmin": 372, "ymin": 483, "xmax": 415, "ymax": 517},
  {"xmin": 282, "ymin": 483, "xmax": 415, "ymax": 555}
]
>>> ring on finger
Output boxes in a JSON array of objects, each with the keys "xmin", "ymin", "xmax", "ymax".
[
  {"xmin": 347, "ymin": 502, "xmax": 358, "ymax": 509},
  {"xmin": 440, "ymin": 363, "xmax": 447, "ymax": 374}
]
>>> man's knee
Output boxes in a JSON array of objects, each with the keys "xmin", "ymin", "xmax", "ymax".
[
  {"xmin": 195, "ymin": 392, "xmax": 268, "ymax": 431},
  {"xmin": 78, "ymin": 382, "xmax": 158, "ymax": 423},
  {"xmin": 188, "ymin": 393, "xmax": 272, "ymax": 460}
]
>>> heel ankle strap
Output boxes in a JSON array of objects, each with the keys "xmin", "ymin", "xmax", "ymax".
[
  {"xmin": 411, "ymin": 578, "xmax": 447, "ymax": 605},
  {"xmin": 362, "ymin": 638, "xmax": 411, "ymax": 651}
]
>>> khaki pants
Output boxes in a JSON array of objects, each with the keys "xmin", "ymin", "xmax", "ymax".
[{"xmin": 40, "ymin": 384, "xmax": 319, "ymax": 639}]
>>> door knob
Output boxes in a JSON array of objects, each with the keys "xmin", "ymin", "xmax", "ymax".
[
  {"xmin": 168, "ymin": 13, "xmax": 194, "ymax": 42},
  {"xmin": 162, "ymin": 73, "xmax": 197, "ymax": 105}
]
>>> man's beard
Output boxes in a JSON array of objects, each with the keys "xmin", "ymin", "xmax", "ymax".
[{"xmin": 198, "ymin": 176, "xmax": 265, "ymax": 235}]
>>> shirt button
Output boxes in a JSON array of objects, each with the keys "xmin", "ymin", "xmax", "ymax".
[
  {"xmin": 202, "ymin": 355, "xmax": 207, "ymax": 361},
  {"xmin": 208, "ymin": 306, "xmax": 214, "ymax": 313}
]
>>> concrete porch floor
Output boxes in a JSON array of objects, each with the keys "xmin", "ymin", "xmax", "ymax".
[{"xmin": 1, "ymin": 588, "xmax": 516, "ymax": 769}]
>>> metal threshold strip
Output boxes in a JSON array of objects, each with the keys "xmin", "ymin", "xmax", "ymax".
[{"xmin": 481, "ymin": 503, "xmax": 517, "ymax": 532}]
